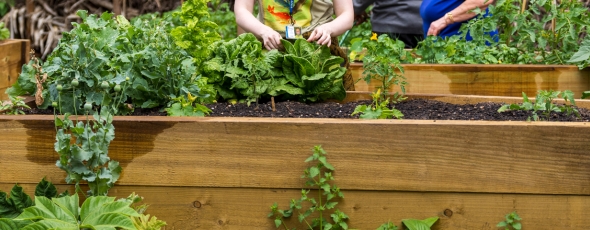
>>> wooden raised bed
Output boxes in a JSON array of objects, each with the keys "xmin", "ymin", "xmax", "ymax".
[
  {"xmin": 350, "ymin": 63, "xmax": 590, "ymax": 97},
  {"xmin": 0, "ymin": 39, "xmax": 30, "ymax": 100},
  {"xmin": 1, "ymin": 94, "xmax": 589, "ymax": 229}
]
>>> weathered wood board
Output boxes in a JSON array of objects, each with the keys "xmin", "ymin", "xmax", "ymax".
[
  {"xmin": 1, "ymin": 183, "xmax": 588, "ymax": 230},
  {"xmin": 0, "ymin": 39, "xmax": 30, "ymax": 100},
  {"xmin": 350, "ymin": 63, "xmax": 590, "ymax": 97}
]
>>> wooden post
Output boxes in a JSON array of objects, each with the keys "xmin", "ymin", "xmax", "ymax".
[
  {"xmin": 113, "ymin": 0, "xmax": 121, "ymax": 15},
  {"xmin": 25, "ymin": 0, "xmax": 35, "ymax": 40}
]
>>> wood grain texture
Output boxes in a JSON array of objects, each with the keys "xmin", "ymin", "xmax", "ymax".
[
  {"xmin": 350, "ymin": 63, "xmax": 590, "ymax": 97},
  {"xmin": 1, "ymin": 183, "xmax": 589, "ymax": 230},
  {"xmin": 0, "ymin": 39, "xmax": 30, "ymax": 100},
  {"xmin": 1, "ymin": 116, "xmax": 589, "ymax": 195}
]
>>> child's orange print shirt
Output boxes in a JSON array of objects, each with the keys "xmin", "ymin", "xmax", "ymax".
[{"xmin": 256, "ymin": 0, "xmax": 335, "ymax": 36}]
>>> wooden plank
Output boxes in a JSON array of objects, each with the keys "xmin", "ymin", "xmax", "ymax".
[
  {"xmin": 1, "ymin": 183, "xmax": 589, "ymax": 229},
  {"xmin": 1, "ymin": 116, "xmax": 589, "ymax": 195},
  {"xmin": 350, "ymin": 63, "xmax": 590, "ymax": 97},
  {"xmin": 0, "ymin": 40, "xmax": 29, "ymax": 100}
]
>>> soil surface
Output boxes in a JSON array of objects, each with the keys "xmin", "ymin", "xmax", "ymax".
[{"xmin": 23, "ymin": 99, "xmax": 590, "ymax": 122}]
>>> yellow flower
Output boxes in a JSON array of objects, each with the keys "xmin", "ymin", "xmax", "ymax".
[
  {"xmin": 370, "ymin": 33, "xmax": 378, "ymax": 41},
  {"xmin": 187, "ymin": 92, "xmax": 197, "ymax": 103}
]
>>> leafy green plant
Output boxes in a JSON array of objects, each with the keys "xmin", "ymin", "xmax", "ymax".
[
  {"xmin": 376, "ymin": 221, "xmax": 398, "ymax": 230},
  {"xmin": 0, "ymin": 96, "xmax": 30, "ymax": 115},
  {"xmin": 0, "ymin": 21, "xmax": 9, "ymax": 41},
  {"xmin": 208, "ymin": 0, "xmax": 237, "ymax": 41},
  {"xmin": 0, "ymin": 178, "xmax": 68, "ymax": 219},
  {"xmin": 413, "ymin": 0, "xmax": 590, "ymax": 66},
  {"xmin": 269, "ymin": 146, "xmax": 348, "ymax": 230},
  {"xmin": 7, "ymin": 193, "xmax": 139, "ymax": 229},
  {"xmin": 498, "ymin": 90, "xmax": 579, "ymax": 121},
  {"xmin": 8, "ymin": 10, "xmax": 212, "ymax": 116},
  {"xmin": 54, "ymin": 105, "xmax": 121, "ymax": 196},
  {"xmin": 350, "ymin": 33, "xmax": 409, "ymax": 97},
  {"xmin": 402, "ymin": 217, "xmax": 439, "ymax": 230},
  {"xmin": 203, "ymin": 34, "xmax": 347, "ymax": 104},
  {"xmin": 126, "ymin": 193, "xmax": 167, "ymax": 230},
  {"xmin": 170, "ymin": 0, "xmax": 221, "ymax": 68},
  {"xmin": 582, "ymin": 91, "xmax": 590, "ymax": 99},
  {"xmin": 352, "ymin": 89, "xmax": 403, "ymax": 119},
  {"xmin": 166, "ymin": 92, "xmax": 212, "ymax": 116},
  {"xmin": 497, "ymin": 211, "xmax": 522, "ymax": 230}
]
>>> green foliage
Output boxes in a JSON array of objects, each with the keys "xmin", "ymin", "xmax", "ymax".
[
  {"xmin": 0, "ymin": 184, "xmax": 33, "ymax": 219},
  {"xmin": 0, "ymin": 0, "xmax": 13, "ymax": 18},
  {"xmin": 0, "ymin": 96, "xmax": 30, "ymax": 115},
  {"xmin": 269, "ymin": 146, "xmax": 348, "ymax": 230},
  {"xmin": 352, "ymin": 89, "xmax": 403, "ymax": 119},
  {"xmin": 165, "ymin": 92, "xmax": 212, "ymax": 116},
  {"xmin": 376, "ymin": 221, "xmax": 399, "ymax": 230},
  {"xmin": 8, "ymin": 10, "xmax": 212, "ymax": 115},
  {"xmin": 13, "ymin": 193, "xmax": 139, "ymax": 230},
  {"xmin": 170, "ymin": 0, "xmax": 221, "ymax": 67},
  {"xmin": 54, "ymin": 107, "xmax": 121, "ymax": 196},
  {"xmin": 568, "ymin": 38, "xmax": 590, "ymax": 69},
  {"xmin": 350, "ymin": 34, "xmax": 408, "ymax": 96},
  {"xmin": 498, "ymin": 90, "xmax": 579, "ymax": 121},
  {"xmin": 203, "ymin": 34, "xmax": 346, "ymax": 104},
  {"xmin": 353, "ymin": 0, "xmax": 590, "ymax": 67},
  {"xmin": 280, "ymin": 39, "xmax": 347, "ymax": 102},
  {"xmin": 497, "ymin": 211, "xmax": 522, "ymax": 230},
  {"xmin": 0, "ymin": 178, "xmax": 68, "ymax": 220},
  {"xmin": 0, "ymin": 21, "xmax": 9, "ymax": 40},
  {"xmin": 402, "ymin": 217, "xmax": 439, "ymax": 230},
  {"xmin": 582, "ymin": 91, "xmax": 590, "ymax": 99},
  {"xmin": 126, "ymin": 193, "xmax": 167, "ymax": 230},
  {"xmin": 209, "ymin": 0, "xmax": 237, "ymax": 41},
  {"xmin": 338, "ymin": 20, "xmax": 372, "ymax": 48}
]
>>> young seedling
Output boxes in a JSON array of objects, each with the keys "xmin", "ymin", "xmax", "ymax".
[{"xmin": 497, "ymin": 211, "xmax": 522, "ymax": 230}]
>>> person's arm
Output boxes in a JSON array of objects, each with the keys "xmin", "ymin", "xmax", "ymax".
[
  {"xmin": 427, "ymin": 0, "xmax": 495, "ymax": 36},
  {"xmin": 307, "ymin": 0, "xmax": 354, "ymax": 46},
  {"xmin": 234, "ymin": 0, "xmax": 282, "ymax": 50}
]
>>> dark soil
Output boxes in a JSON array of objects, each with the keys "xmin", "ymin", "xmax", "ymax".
[{"xmin": 23, "ymin": 99, "xmax": 590, "ymax": 122}]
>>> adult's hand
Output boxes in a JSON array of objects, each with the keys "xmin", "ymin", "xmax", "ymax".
[
  {"xmin": 307, "ymin": 25, "xmax": 334, "ymax": 46},
  {"xmin": 427, "ymin": 18, "xmax": 449, "ymax": 36}
]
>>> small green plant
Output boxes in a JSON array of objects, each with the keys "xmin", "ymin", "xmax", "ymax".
[
  {"xmin": 497, "ymin": 211, "xmax": 522, "ymax": 230},
  {"xmin": 0, "ymin": 21, "xmax": 9, "ymax": 41},
  {"xmin": 0, "ymin": 96, "xmax": 30, "ymax": 115},
  {"xmin": 582, "ymin": 91, "xmax": 590, "ymax": 99},
  {"xmin": 376, "ymin": 221, "xmax": 398, "ymax": 230},
  {"xmin": 498, "ymin": 90, "xmax": 579, "ymax": 121},
  {"xmin": 352, "ymin": 89, "xmax": 403, "ymax": 119},
  {"xmin": 269, "ymin": 146, "xmax": 348, "ymax": 230},
  {"xmin": 350, "ymin": 33, "xmax": 409, "ymax": 98},
  {"xmin": 165, "ymin": 92, "xmax": 212, "ymax": 116},
  {"xmin": 402, "ymin": 217, "xmax": 439, "ymax": 230}
]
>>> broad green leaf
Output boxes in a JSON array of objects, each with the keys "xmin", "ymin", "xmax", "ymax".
[
  {"xmin": 81, "ymin": 212, "xmax": 136, "ymax": 230},
  {"xmin": 16, "ymin": 196, "xmax": 75, "ymax": 224},
  {"xmin": 402, "ymin": 219, "xmax": 433, "ymax": 230},
  {"xmin": 422, "ymin": 217, "xmax": 439, "ymax": 227},
  {"xmin": 0, "ymin": 218, "xmax": 25, "ymax": 230},
  {"xmin": 309, "ymin": 167, "xmax": 320, "ymax": 178},
  {"xmin": 35, "ymin": 178, "xmax": 58, "ymax": 199},
  {"xmin": 21, "ymin": 219, "xmax": 78, "ymax": 230},
  {"xmin": 51, "ymin": 194, "xmax": 79, "ymax": 221}
]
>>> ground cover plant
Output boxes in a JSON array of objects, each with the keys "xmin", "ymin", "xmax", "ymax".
[{"xmin": 498, "ymin": 90, "xmax": 579, "ymax": 121}]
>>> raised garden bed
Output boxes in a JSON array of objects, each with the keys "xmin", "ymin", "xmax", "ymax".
[
  {"xmin": 0, "ymin": 39, "xmax": 30, "ymax": 100},
  {"xmin": 1, "ymin": 94, "xmax": 589, "ymax": 229},
  {"xmin": 350, "ymin": 63, "xmax": 590, "ymax": 97}
]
